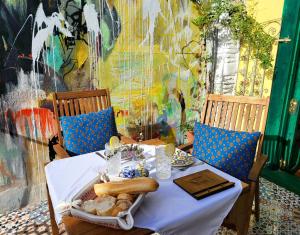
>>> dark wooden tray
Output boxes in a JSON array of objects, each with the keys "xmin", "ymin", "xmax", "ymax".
[{"xmin": 173, "ymin": 169, "xmax": 235, "ymax": 200}]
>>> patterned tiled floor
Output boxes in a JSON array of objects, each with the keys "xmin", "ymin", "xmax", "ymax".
[
  {"xmin": 0, "ymin": 201, "xmax": 50, "ymax": 235},
  {"xmin": 0, "ymin": 178, "xmax": 299, "ymax": 235}
]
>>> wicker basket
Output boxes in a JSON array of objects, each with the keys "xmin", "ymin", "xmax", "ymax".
[{"xmin": 70, "ymin": 176, "xmax": 145, "ymax": 230}]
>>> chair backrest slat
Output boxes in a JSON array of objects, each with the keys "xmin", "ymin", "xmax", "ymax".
[
  {"xmin": 230, "ymin": 102, "xmax": 239, "ymax": 130},
  {"xmin": 224, "ymin": 102, "xmax": 233, "ymax": 129},
  {"xmin": 52, "ymin": 89, "xmax": 112, "ymax": 145},
  {"xmin": 102, "ymin": 96, "xmax": 108, "ymax": 109},
  {"xmin": 69, "ymin": 99, "xmax": 75, "ymax": 116},
  {"xmin": 98, "ymin": 96, "xmax": 103, "ymax": 110},
  {"xmin": 74, "ymin": 99, "xmax": 80, "ymax": 115},
  {"xmin": 63, "ymin": 100, "xmax": 70, "ymax": 116},
  {"xmin": 200, "ymin": 94, "xmax": 270, "ymax": 155},
  {"xmin": 78, "ymin": 98, "xmax": 85, "ymax": 114},
  {"xmin": 106, "ymin": 89, "xmax": 111, "ymax": 107},
  {"xmin": 247, "ymin": 104, "xmax": 257, "ymax": 132},
  {"xmin": 219, "ymin": 101, "xmax": 228, "ymax": 129},
  {"xmin": 214, "ymin": 102, "xmax": 222, "ymax": 127},
  {"xmin": 203, "ymin": 100, "xmax": 212, "ymax": 124},
  {"xmin": 255, "ymin": 105, "xmax": 263, "ymax": 131},
  {"xmin": 85, "ymin": 98, "xmax": 92, "ymax": 113},
  {"xmin": 236, "ymin": 103, "xmax": 245, "ymax": 131},
  {"xmin": 242, "ymin": 103, "xmax": 251, "ymax": 131},
  {"xmin": 92, "ymin": 97, "xmax": 97, "ymax": 112},
  {"xmin": 209, "ymin": 101, "xmax": 217, "ymax": 126},
  {"xmin": 59, "ymin": 100, "xmax": 64, "ymax": 117}
]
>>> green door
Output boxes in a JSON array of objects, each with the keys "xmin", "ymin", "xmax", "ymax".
[{"xmin": 264, "ymin": 0, "xmax": 300, "ymax": 173}]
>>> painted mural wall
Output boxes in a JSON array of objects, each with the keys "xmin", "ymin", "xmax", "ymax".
[
  {"xmin": 0, "ymin": 0, "xmax": 284, "ymax": 211},
  {"xmin": 0, "ymin": 0, "xmax": 203, "ymax": 211}
]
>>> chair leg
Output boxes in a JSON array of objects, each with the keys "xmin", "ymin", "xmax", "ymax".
[
  {"xmin": 47, "ymin": 186, "xmax": 60, "ymax": 235},
  {"xmin": 236, "ymin": 200, "xmax": 252, "ymax": 235},
  {"xmin": 254, "ymin": 180, "xmax": 260, "ymax": 221},
  {"xmin": 234, "ymin": 212, "xmax": 250, "ymax": 235}
]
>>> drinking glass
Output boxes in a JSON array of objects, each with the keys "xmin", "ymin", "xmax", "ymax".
[
  {"xmin": 105, "ymin": 143, "xmax": 121, "ymax": 176},
  {"xmin": 155, "ymin": 146, "xmax": 172, "ymax": 180}
]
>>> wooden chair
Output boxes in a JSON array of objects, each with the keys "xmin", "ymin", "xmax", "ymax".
[
  {"xmin": 51, "ymin": 88, "xmax": 135, "ymax": 159},
  {"xmin": 179, "ymin": 94, "xmax": 270, "ymax": 235},
  {"xmin": 48, "ymin": 89, "xmax": 137, "ymax": 234}
]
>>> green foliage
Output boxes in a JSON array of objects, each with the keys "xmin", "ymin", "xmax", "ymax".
[
  {"xmin": 191, "ymin": 0, "xmax": 275, "ymax": 69},
  {"xmin": 180, "ymin": 121, "xmax": 195, "ymax": 133}
]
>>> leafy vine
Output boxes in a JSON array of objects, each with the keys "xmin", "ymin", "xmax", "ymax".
[{"xmin": 190, "ymin": 0, "xmax": 275, "ymax": 92}]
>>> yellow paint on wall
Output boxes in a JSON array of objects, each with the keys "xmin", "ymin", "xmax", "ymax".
[
  {"xmin": 247, "ymin": 0, "xmax": 284, "ymax": 22},
  {"xmin": 94, "ymin": 0, "xmax": 200, "ymax": 139},
  {"xmin": 75, "ymin": 41, "xmax": 89, "ymax": 69},
  {"xmin": 236, "ymin": 0, "xmax": 284, "ymax": 97}
]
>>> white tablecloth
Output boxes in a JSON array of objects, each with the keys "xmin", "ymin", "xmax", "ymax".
[{"xmin": 45, "ymin": 145, "xmax": 242, "ymax": 235}]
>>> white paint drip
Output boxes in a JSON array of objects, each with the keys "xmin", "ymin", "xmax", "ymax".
[
  {"xmin": 83, "ymin": 3, "xmax": 101, "ymax": 88},
  {"xmin": 140, "ymin": 0, "xmax": 162, "ymax": 50},
  {"xmin": 140, "ymin": 0, "xmax": 164, "ymax": 136},
  {"xmin": 83, "ymin": 4, "xmax": 100, "ymax": 34},
  {"xmin": 31, "ymin": 3, "xmax": 72, "ymax": 63}
]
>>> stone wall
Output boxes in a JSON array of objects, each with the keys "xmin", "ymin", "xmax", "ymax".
[{"xmin": 211, "ymin": 28, "xmax": 240, "ymax": 95}]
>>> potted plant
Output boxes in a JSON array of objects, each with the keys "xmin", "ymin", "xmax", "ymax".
[{"xmin": 180, "ymin": 121, "xmax": 196, "ymax": 143}]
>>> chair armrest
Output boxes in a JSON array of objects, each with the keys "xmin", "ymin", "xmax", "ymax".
[
  {"xmin": 177, "ymin": 142, "xmax": 193, "ymax": 153},
  {"xmin": 118, "ymin": 134, "xmax": 137, "ymax": 144},
  {"xmin": 241, "ymin": 181, "xmax": 250, "ymax": 193},
  {"xmin": 53, "ymin": 144, "xmax": 70, "ymax": 159},
  {"xmin": 49, "ymin": 135, "xmax": 70, "ymax": 160},
  {"xmin": 248, "ymin": 154, "xmax": 268, "ymax": 182}
]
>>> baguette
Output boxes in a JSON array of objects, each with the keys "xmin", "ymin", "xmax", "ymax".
[{"xmin": 94, "ymin": 177, "xmax": 159, "ymax": 196}]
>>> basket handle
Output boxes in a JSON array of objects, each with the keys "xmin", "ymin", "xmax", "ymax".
[{"xmin": 117, "ymin": 212, "xmax": 134, "ymax": 230}]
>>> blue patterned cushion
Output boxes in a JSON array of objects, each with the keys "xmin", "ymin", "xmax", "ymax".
[
  {"xmin": 60, "ymin": 107, "xmax": 118, "ymax": 155},
  {"xmin": 192, "ymin": 123, "xmax": 260, "ymax": 182}
]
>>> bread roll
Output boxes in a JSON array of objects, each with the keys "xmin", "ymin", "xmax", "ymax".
[
  {"xmin": 111, "ymin": 206, "xmax": 124, "ymax": 217},
  {"xmin": 95, "ymin": 200, "xmax": 115, "ymax": 216},
  {"xmin": 94, "ymin": 177, "xmax": 159, "ymax": 196},
  {"xmin": 116, "ymin": 199, "xmax": 132, "ymax": 210},
  {"xmin": 81, "ymin": 200, "xmax": 97, "ymax": 214},
  {"xmin": 117, "ymin": 193, "xmax": 134, "ymax": 202},
  {"xmin": 95, "ymin": 195, "xmax": 116, "ymax": 204}
]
